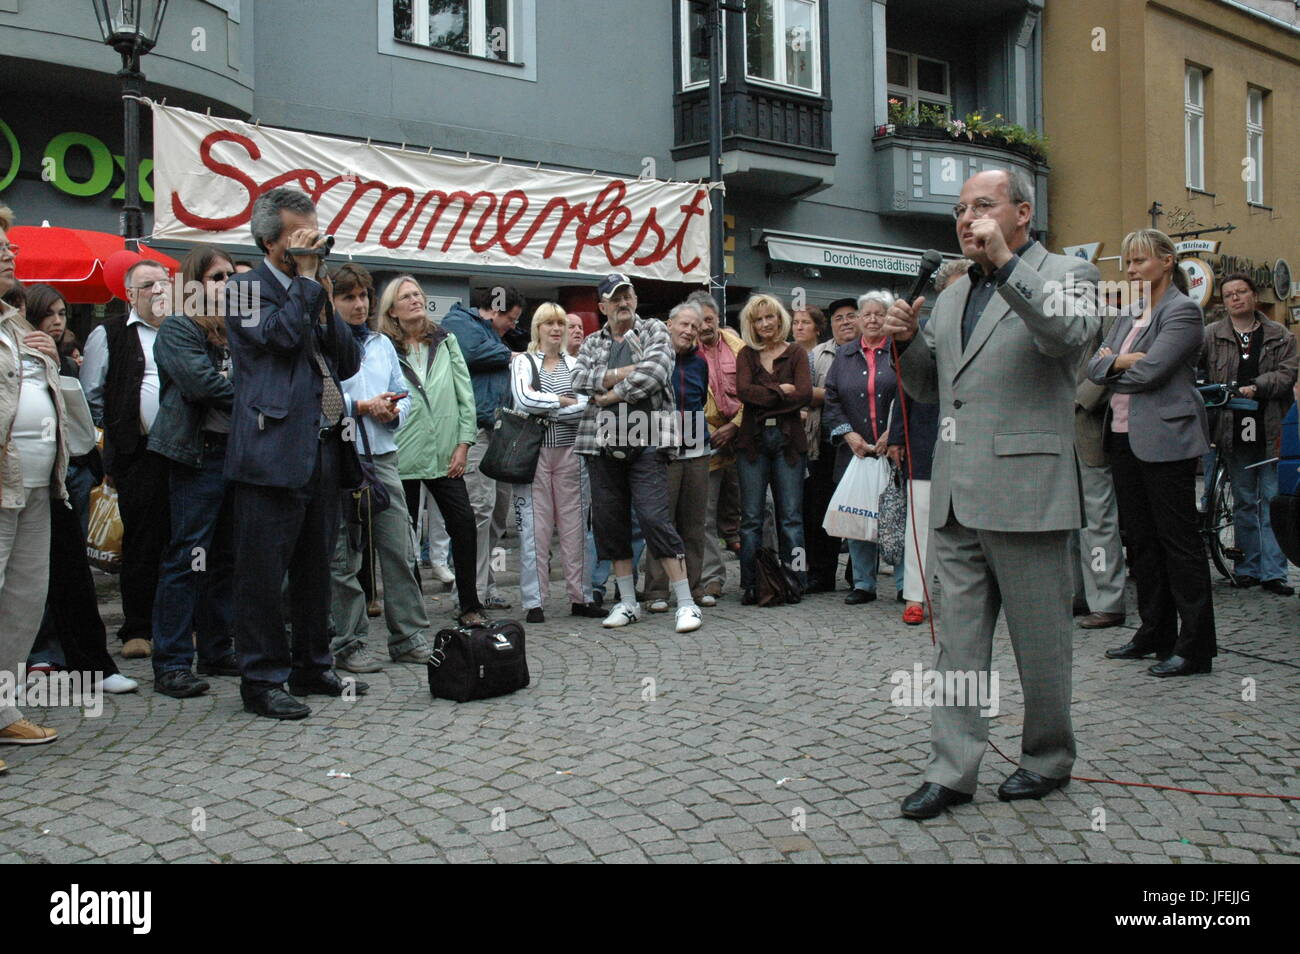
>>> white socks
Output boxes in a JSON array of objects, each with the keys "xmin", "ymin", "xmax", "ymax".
[
  {"xmin": 617, "ymin": 575, "xmax": 638, "ymax": 610},
  {"xmin": 671, "ymin": 578, "xmax": 696, "ymax": 609}
]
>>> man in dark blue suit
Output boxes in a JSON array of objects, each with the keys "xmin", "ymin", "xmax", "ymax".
[{"xmin": 224, "ymin": 187, "xmax": 365, "ymax": 719}]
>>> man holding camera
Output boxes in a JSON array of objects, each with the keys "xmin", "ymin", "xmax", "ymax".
[{"xmin": 224, "ymin": 187, "xmax": 363, "ymax": 720}]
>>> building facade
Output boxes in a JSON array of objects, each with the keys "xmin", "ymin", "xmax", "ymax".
[
  {"xmin": 1044, "ymin": 0, "xmax": 1300, "ymax": 326},
  {"xmin": 2, "ymin": 0, "xmax": 1050, "ymax": 330}
]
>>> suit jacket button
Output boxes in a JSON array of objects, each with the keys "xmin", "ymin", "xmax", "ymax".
[{"xmin": 953, "ymin": 399, "xmax": 963, "ymax": 409}]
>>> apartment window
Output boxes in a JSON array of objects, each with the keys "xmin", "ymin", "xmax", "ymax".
[
  {"xmin": 680, "ymin": 0, "xmax": 727, "ymax": 90},
  {"xmin": 745, "ymin": 0, "xmax": 821, "ymax": 94},
  {"xmin": 886, "ymin": 50, "xmax": 951, "ymax": 119},
  {"xmin": 394, "ymin": 0, "xmax": 511, "ymax": 61},
  {"xmin": 1246, "ymin": 87, "xmax": 1265, "ymax": 204},
  {"xmin": 1185, "ymin": 66, "xmax": 1206, "ymax": 190}
]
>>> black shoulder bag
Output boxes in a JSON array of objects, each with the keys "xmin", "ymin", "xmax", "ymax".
[{"xmin": 479, "ymin": 354, "xmax": 548, "ymax": 484}]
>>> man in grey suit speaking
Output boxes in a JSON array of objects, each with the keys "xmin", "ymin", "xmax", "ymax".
[{"xmin": 883, "ymin": 169, "xmax": 1100, "ymax": 819}]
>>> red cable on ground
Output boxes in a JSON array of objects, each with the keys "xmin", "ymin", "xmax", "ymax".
[{"xmin": 889, "ymin": 335, "xmax": 1296, "ymax": 803}]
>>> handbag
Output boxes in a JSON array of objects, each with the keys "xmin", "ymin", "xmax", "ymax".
[
  {"xmin": 427, "ymin": 619, "xmax": 530, "ymax": 702},
  {"xmin": 755, "ymin": 546, "xmax": 802, "ymax": 607},
  {"xmin": 59, "ymin": 376, "xmax": 97, "ymax": 457},
  {"xmin": 341, "ymin": 414, "xmax": 391, "ymax": 532},
  {"xmin": 479, "ymin": 355, "xmax": 547, "ymax": 484},
  {"xmin": 877, "ymin": 463, "xmax": 907, "ymax": 567}
]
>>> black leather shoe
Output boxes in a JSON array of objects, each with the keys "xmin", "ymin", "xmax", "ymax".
[
  {"xmin": 1261, "ymin": 579, "xmax": 1295, "ymax": 596},
  {"xmin": 900, "ymin": 782, "xmax": 973, "ymax": 819},
  {"xmin": 572, "ymin": 602, "xmax": 604, "ymax": 617},
  {"xmin": 1148, "ymin": 655, "xmax": 1212, "ymax": 677},
  {"xmin": 741, "ymin": 588, "xmax": 757, "ymax": 606},
  {"xmin": 287, "ymin": 670, "xmax": 369, "ymax": 697},
  {"xmin": 1104, "ymin": 640, "xmax": 1169, "ymax": 660},
  {"xmin": 1232, "ymin": 575, "xmax": 1261, "ymax": 588},
  {"xmin": 526, "ymin": 607, "xmax": 545, "ymax": 623},
  {"xmin": 997, "ymin": 768, "xmax": 1070, "ymax": 801},
  {"xmin": 803, "ymin": 580, "xmax": 833, "ymax": 594},
  {"xmin": 241, "ymin": 687, "xmax": 310, "ymax": 720},
  {"xmin": 845, "ymin": 588, "xmax": 877, "ymax": 605},
  {"xmin": 197, "ymin": 652, "xmax": 241, "ymax": 677},
  {"xmin": 154, "ymin": 670, "xmax": 210, "ymax": 699}
]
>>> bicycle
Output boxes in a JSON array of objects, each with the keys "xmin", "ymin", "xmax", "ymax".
[{"xmin": 1196, "ymin": 382, "xmax": 1272, "ymax": 582}]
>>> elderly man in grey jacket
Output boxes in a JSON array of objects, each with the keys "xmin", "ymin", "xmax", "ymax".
[{"xmin": 883, "ymin": 169, "xmax": 1099, "ymax": 820}]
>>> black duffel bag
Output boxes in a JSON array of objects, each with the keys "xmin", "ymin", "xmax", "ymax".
[{"xmin": 427, "ymin": 619, "xmax": 530, "ymax": 702}]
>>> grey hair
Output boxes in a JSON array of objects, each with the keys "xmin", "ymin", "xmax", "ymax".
[
  {"xmin": 668, "ymin": 301, "xmax": 703, "ymax": 324},
  {"xmin": 250, "ymin": 187, "xmax": 316, "ymax": 253},
  {"xmin": 857, "ymin": 290, "xmax": 895, "ymax": 312},
  {"xmin": 1004, "ymin": 168, "xmax": 1035, "ymax": 207},
  {"xmin": 684, "ymin": 289, "xmax": 719, "ymax": 317},
  {"xmin": 934, "ymin": 258, "xmax": 973, "ymax": 291}
]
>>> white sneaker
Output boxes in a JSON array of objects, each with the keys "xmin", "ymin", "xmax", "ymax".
[
  {"xmin": 602, "ymin": 602, "xmax": 640, "ymax": 628},
  {"xmin": 99, "ymin": 674, "xmax": 139, "ymax": 694},
  {"xmin": 429, "ymin": 563, "xmax": 455, "ymax": 584},
  {"xmin": 698, "ymin": 593, "xmax": 717, "ymax": 607},
  {"xmin": 675, "ymin": 605, "xmax": 703, "ymax": 633},
  {"xmin": 647, "ymin": 599, "xmax": 669, "ymax": 613}
]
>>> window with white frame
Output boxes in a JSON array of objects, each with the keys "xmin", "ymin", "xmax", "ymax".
[
  {"xmin": 1246, "ymin": 87, "xmax": 1265, "ymax": 204},
  {"xmin": 886, "ymin": 50, "xmax": 951, "ymax": 120},
  {"xmin": 394, "ymin": 0, "xmax": 512, "ymax": 61},
  {"xmin": 1185, "ymin": 66, "xmax": 1206, "ymax": 190},
  {"xmin": 745, "ymin": 0, "xmax": 820, "ymax": 94},
  {"xmin": 680, "ymin": 0, "xmax": 727, "ymax": 90}
]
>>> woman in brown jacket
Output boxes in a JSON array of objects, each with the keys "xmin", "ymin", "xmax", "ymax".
[{"xmin": 735, "ymin": 294, "xmax": 812, "ymax": 603}]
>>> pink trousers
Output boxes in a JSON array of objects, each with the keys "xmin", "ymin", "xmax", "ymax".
[{"xmin": 531, "ymin": 445, "xmax": 586, "ymax": 605}]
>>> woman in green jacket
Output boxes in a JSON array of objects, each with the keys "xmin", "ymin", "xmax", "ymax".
[{"xmin": 378, "ymin": 275, "xmax": 485, "ymax": 626}]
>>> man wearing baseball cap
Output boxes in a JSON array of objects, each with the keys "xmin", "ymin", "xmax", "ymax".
[{"xmin": 571, "ymin": 274, "xmax": 702, "ymax": 633}]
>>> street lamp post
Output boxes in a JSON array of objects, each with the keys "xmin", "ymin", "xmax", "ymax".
[{"xmin": 91, "ymin": 0, "xmax": 169, "ymax": 250}]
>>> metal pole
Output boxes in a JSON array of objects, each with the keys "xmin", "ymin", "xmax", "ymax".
[
  {"xmin": 707, "ymin": 0, "xmax": 725, "ymax": 316},
  {"xmin": 120, "ymin": 45, "xmax": 144, "ymax": 249}
]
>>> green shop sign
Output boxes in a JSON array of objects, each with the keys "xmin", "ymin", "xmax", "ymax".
[{"xmin": 0, "ymin": 119, "xmax": 153, "ymax": 201}]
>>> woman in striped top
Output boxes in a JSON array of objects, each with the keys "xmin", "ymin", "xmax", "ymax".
[{"xmin": 509, "ymin": 303, "xmax": 592, "ymax": 623}]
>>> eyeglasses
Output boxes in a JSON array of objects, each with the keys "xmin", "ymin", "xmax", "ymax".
[
  {"xmin": 0, "ymin": 243, "xmax": 20, "ymax": 259},
  {"xmin": 1223, "ymin": 290, "xmax": 1253, "ymax": 300},
  {"xmin": 131, "ymin": 280, "xmax": 166, "ymax": 291},
  {"xmin": 207, "ymin": 272, "xmax": 233, "ymax": 282},
  {"xmin": 952, "ymin": 199, "xmax": 1004, "ymax": 220}
]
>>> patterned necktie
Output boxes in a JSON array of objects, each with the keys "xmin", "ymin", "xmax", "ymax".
[{"xmin": 311, "ymin": 328, "xmax": 345, "ymax": 426}]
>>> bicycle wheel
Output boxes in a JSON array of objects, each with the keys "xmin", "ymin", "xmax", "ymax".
[{"xmin": 1205, "ymin": 464, "xmax": 1239, "ymax": 581}]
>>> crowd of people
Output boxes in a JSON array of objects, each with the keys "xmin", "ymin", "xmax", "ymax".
[{"xmin": 0, "ymin": 173, "xmax": 1296, "ymax": 794}]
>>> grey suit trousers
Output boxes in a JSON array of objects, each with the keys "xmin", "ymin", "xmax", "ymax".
[
  {"xmin": 925, "ymin": 520, "xmax": 1076, "ymax": 793},
  {"xmin": 1070, "ymin": 460, "xmax": 1127, "ymax": 615}
]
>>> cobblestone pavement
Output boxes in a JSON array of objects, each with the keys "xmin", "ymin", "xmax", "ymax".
[{"xmin": 1, "ymin": 552, "xmax": 1297, "ymax": 864}]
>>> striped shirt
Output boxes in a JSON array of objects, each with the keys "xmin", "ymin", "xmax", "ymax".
[{"xmin": 510, "ymin": 351, "xmax": 589, "ymax": 448}]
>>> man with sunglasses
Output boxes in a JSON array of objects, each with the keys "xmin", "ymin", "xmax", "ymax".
[{"xmin": 82, "ymin": 260, "xmax": 175, "ymax": 659}]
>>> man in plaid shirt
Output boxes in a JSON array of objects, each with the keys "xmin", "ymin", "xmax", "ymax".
[{"xmin": 572, "ymin": 274, "xmax": 702, "ymax": 634}]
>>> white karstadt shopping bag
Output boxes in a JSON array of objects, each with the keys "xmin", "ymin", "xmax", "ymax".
[{"xmin": 822, "ymin": 454, "xmax": 889, "ymax": 541}]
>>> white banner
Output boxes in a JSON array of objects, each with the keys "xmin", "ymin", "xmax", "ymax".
[{"xmin": 151, "ymin": 104, "xmax": 713, "ymax": 282}]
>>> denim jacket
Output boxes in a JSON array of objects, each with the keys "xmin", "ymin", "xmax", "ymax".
[{"xmin": 148, "ymin": 314, "xmax": 234, "ymax": 469}]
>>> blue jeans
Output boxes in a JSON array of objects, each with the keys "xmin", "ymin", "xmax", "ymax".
[
  {"xmin": 737, "ymin": 427, "xmax": 806, "ymax": 591},
  {"xmin": 589, "ymin": 509, "xmax": 645, "ymax": 599},
  {"xmin": 1227, "ymin": 453, "xmax": 1286, "ymax": 582},
  {"xmin": 152, "ymin": 440, "xmax": 236, "ymax": 674},
  {"xmin": 846, "ymin": 538, "xmax": 905, "ymax": 595}
]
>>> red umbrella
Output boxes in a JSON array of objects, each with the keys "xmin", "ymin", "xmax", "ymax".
[{"xmin": 10, "ymin": 225, "xmax": 180, "ymax": 303}]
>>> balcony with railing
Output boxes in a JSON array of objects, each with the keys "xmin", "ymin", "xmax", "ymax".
[{"xmin": 670, "ymin": 0, "xmax": 835, "ymax": 198}]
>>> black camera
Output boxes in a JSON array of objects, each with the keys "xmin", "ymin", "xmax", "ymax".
[{"xmin": 287, "ymin": 234, "xmax": 335, "ymax": 257}]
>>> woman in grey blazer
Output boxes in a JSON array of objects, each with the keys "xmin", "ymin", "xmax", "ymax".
[{"xmin": 1087, "ymin": 229, "xmax": 1216, "ymax": 677}]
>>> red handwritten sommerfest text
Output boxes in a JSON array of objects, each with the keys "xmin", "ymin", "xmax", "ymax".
[{"xmin": 172, "ymin": 130, "xmax": 708, "ymax": 275}]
